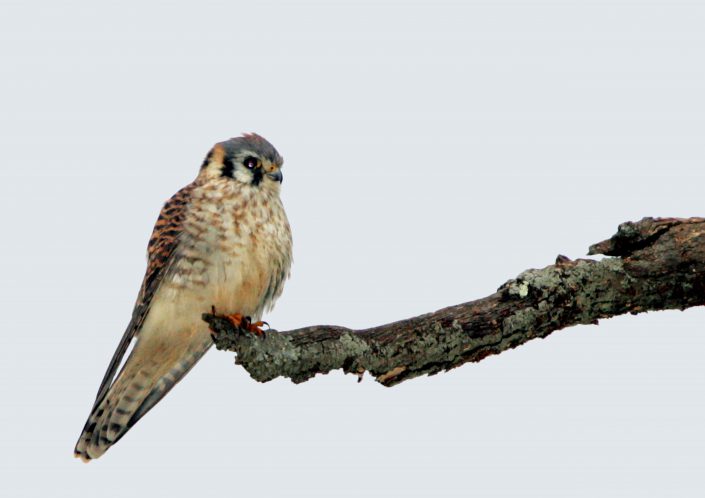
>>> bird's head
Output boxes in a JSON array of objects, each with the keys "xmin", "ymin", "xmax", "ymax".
[{"xmin": 199, "ymin": 133, "xmax": 284, "ymax": 190}]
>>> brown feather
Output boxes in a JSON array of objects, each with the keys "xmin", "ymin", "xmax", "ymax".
[
  {"xmin": 75, "ymin": 134, "xmax": 293, "ymax": 462},
  {"xmin": 75, "ymin": 183, "xmax": 196, "ymax": 460}
]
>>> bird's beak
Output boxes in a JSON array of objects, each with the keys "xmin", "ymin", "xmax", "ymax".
[{"xmin": 266, "ymin": 170, "xmax": 283, "ymax": 183}]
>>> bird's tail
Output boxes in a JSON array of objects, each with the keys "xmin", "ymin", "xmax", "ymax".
[{"xmin": 74, "ymin": 338, "xmax": 211, "ymax": 462}]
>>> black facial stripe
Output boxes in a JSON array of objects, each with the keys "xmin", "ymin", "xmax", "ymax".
[
  {"xmin": 251, "ymin": 167, "xmax": 263, "ymax": 186},
  {"xmin": 222, "ymin": 157, "xmax": 236, "ymax": 178}
]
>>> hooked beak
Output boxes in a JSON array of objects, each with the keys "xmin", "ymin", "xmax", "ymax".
[{"xmin": 266, "ymin": 170, "xmax": 283, "ymax": 183}]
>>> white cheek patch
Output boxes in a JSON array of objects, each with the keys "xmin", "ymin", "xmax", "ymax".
[{"xmin": 233, "ymin": 168, "xmax": 252, "ymax": 184}]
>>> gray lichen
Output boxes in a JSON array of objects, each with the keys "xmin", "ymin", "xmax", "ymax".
[{"xmin": 207, "ymin": 217, "xmax": 705, "ymax": 387}]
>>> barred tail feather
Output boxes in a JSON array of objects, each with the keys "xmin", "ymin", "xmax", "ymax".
[{"xmin": 74, "ymin": 339, "xmax": 211, "ymax": 462}]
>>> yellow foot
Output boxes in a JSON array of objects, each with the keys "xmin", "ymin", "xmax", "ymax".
[{"xmin": 223, "ymin": 313, "xmax": 268, "ymax": 336}]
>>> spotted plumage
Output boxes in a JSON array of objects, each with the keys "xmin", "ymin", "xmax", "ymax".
[{"xmin": 74, "ymin": 133, "xmax": 292, "ymax": 461}]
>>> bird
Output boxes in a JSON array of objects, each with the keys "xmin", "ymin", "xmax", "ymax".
[{"xmin": 74, "ymin": 133, "xmax": 292, "ymax": 461}]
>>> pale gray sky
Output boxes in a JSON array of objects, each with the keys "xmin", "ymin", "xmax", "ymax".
[{"xmin": 1, "ymin": 1, "xmax": 704, "ymax": 496}]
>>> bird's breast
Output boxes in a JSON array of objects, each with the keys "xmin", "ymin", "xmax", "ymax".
[{"xmin": 163, "ymin": 183, "xmax": 292, "ymax": 320}]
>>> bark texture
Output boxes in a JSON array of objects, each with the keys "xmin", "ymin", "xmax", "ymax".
[{"xmin": 205, "ymin": 217, "xmax": 705, "ymax": 387}]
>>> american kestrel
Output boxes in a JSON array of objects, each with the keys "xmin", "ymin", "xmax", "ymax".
[{"xmin": 74, "ymin": 133, "xmax": 292, "ymax": 461}]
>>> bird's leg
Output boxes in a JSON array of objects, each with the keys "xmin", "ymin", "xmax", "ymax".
[
  {"xmin": 223, "ymin": 313, "xmax": 268, "ymax": 336},
  {"xmin": 246, "ymin": 318, "xmax": 268, "ymax": 336},
  {"xmin": 224, "ymin": 312, "xmax": 245, "ymax": 329}
]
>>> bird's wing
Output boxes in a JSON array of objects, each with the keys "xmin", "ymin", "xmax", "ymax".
[{"xmin": 90, "ymin": 182, "xmax": 196, "ymax": 411}]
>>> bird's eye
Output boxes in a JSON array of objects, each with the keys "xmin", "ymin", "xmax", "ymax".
[{"xmin": 244, "ymin": 156, "xmax": 259, "ymax": 170}]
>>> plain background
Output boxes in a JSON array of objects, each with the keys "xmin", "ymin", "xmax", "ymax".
[{"xmin": 1, "ymin": 0, "xmax": 704, "ymax": 496}]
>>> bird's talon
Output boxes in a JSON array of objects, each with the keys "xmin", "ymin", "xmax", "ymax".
[
  {"xmin": 224, "ymin": 312, "xmax": 245, "ymax": 329},
  {"xmin": 247, "ymin": 321, "xmax": 267, "ymax": 336},
  {"xmin": 223, "ymin": 313, "xmax": 267, "ymax": 336}
]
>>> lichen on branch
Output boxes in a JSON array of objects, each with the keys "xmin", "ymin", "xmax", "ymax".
[{"xmin": 205, "ymin": 217, "xmax": 705, "ymax": 387}]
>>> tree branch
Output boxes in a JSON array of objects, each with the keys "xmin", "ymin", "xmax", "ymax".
[{"xmin": 204, "ymin": 217, "xmax": 705, "ymax": 387}]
